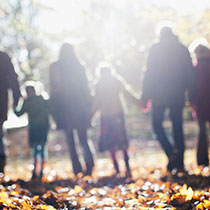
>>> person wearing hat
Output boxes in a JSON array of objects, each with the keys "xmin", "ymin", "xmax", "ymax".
[{"xmin": 141, "ymin": 25, "xmax": 195, "ymax": 172}]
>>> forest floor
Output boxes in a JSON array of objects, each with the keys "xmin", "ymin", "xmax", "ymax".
[
  {"xmin": 0, "ymin": 114, "xmax": 209, "ymax": 210},
  {"xmin": 1, "ymin": 130, "xmax": 210, "ymax": 210}
]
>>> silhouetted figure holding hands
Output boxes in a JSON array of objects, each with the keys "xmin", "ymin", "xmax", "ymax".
[
  {"xmin": 0, "ymin": 51, "xmax": 21, "ymax": 173},
  {"xmin": 92, "ymin": 63, "xmax": 139, "ymax": 177},
  {"xmin": 15, "ymin": 83, "xmax": 49, "ymax": 180},
  {"xmin": 142, "ymin": 26, "xmax": 194, "ymax": 172},
  {"xmin": 49, "ymin": 43, "xmax": 94, "ymax": 176},
  {"xmin": 192, "ymin": 44, "xmax": 210, "ymax": 166}
]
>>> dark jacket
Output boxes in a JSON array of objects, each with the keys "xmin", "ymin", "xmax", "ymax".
[
  {"xmin": 193, "ymin": 58, "xmax": 210, "ymax": 121},
  {"xmin": 49, "ymin": 59, "xmax": 92, "ymax": 130},
  {"xmin": 0, "ymin": 51, "xmax": 20, "ymax": 121},
  {"xmin": 142, "ymin": 36, "xmax": 194, "ymax": 106},
  {"xmin": 15, "ymin": 95, "xmax": 49, "ymax": 127}
]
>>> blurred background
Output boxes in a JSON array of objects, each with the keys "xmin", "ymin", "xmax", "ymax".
[{"xmin": 1, "ymin": 0, "xmax": 209, "ymax": 159}]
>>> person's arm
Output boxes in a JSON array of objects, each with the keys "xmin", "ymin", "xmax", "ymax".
[
  {"xmin": 5, "ymin": 53, "xmax": 21, "ymax": 108},
  {"xmin": 183, "ymin": 48, "xmax": 196, "ymax": 104},
  {"xmin": 14, "ymin": 100, "xmax": 27, "ymax": 117},
  {"xmin": 49, "ymin": 63, "xmax": 59, "ymax": 97},
  {"xmin": 118, "ymin": 79, "xmax": 140, "ymax": 105},
  {"xmin": 80, "ymin": 67, "xmax": 92, "ymax": 109},
  {"xmin": 92, "ymin": 92, "xmax": 100, "ymax": 118},
  {"xmin": 141, "ymin": 46, "xmax": 156, "ymax": 103}
]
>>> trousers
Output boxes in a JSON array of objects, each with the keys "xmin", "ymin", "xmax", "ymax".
[
  {"xmin": 65, "ymin": 126, "xmax": 94, "ymax": 175},
  {"xmin": 152, "ymin": 105, "xmax": 185, "ymax": 169}
]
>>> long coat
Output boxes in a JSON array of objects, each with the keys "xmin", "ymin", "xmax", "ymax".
[
  {"xmin": 0, "ymin": 51, "xmax": 20, "ymax": 121},
  {"xmin": 49, "ymin": 59, "xmax": 92, "ymax": 130},
  {"xmin": 193, "ymin": 58, "xmax": 210, "ymax": 122},
  {"xmin": 142, "ymin": 36, "xmax": 195, "ymax": 106}
]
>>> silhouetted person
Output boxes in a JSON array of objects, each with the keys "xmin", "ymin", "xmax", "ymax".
[
  {"xmin": 0, "ymin": 51, "xmax": 21, "ymax": 173},
  {"xmin": 14, "ymin": 83, "xmax": 49, "ymax": 180},
  {"xmin": 192, "ymin": 44, "xmax": 210, "ymax": 166},
  {"xmin": 142, "ymin": 26, "xmax": 194, "ymax": 172},
  {"xmin": 49, "ymin": 43, "xmax": 94, "ymax": 176},
  {"xmin": 92, "ymin": 63, "xmax": 139, "ymax": 177}
]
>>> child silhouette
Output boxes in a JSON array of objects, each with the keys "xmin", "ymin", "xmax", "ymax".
[
  {"xmin": 15, "ymin": 82, "xmax": 49, "ymax": 180},
  {"xmin": 92, "ymin": 63, "xmax": 139, "ymax": 177}
]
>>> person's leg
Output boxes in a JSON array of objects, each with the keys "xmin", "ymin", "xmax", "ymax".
[
  {"xmin": 66, "ymin": 129, "xmax": 82, "ymax": 175},
  {"xmin": 39, "ymin": 144, "xmax": 46, "ymax": 179},
  {"xmin": 77, "ymin": 127, "xmax": 94, "ymax": 175},
  {"xmin": 170, "ymin": 106, "xmax": 185, "ymax": 170},
  {"xmin": 0, "ymin": 120, "xmax": 6, "ymax": 173},
  {"xmin": 197, "ymin": 121, "xmax": 209, "ymax": 166},
  {"xmin": 152, "ymin": 106, "xmax": 174, "ymax": 158},
  {"xmin": 109, "ymin": 149, "xmax": 119, "ymax": 174},
  {"xmin": 32, "ymin": 146, "xmax": 38, "ymax": 179},
  {"xmin": 123, "ymin": 149, "xmax": 131, "ymax": 176}
]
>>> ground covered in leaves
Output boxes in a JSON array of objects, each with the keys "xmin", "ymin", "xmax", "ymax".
[{"xmin": 1, "ymin": 145, "xmax": 210, "ymax": 210}]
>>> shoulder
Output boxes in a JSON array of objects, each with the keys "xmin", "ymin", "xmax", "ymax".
[
  {"xmin": 149, "ymin": 42, "xmax": 159, "ymax": 51},
  {"xmin": 0, "ymin": 51, "xmax": 9, "ymax": 57},
  {"xmin": 23, "ymin": 97, "xmax": 30, "ymax": 105},
  {"xmin": 36, "ymin": 95, "xmax": 46, "ymax": 102},
  {"xmin": 172, "ymin": 40, "xmax": 189, "ymax": 55},
  {"xmin": 0, "ymin": 51, "xmax": 11, "ymax": 62},
  {"xmin": 0, "ymin": 51, "xmax": 5, "ymax": 56},
  {"xmin": 77, "ymin": 63, "xmax": 86, "ymax": 74},
  {"xmin": 178, "ymin": 42, "xmax": 189, "ymax": 51},
  {"xmin": 49, "ymin": 61, "xmax": 59, "ymax": 72},
  {"xmin": 49, "ymin": 61, "xmax": 61, "ymax": 79},
  {"xmin": 148, "ymin": 42, "xmax": 161, "ymax": 55}
]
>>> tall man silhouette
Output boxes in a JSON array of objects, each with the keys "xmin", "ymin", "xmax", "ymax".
[
  {"xmin": 0, "ymin": 51, "xmax": 20, "ymax": 173},
  {"xmin": 142, "ymin": 26, "xmax": 194, "ymax": 172}
]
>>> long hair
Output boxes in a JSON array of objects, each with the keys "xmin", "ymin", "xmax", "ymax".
[
  {"xmin": 58, "ymin": 43, "xmax": 83, "ymax": 75},
  {"xmin": 59, "ymin": 43, "xmax": 78, "ymax": 63}
]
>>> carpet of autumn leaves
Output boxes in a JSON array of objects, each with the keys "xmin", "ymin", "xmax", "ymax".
[{"xmin": 1, "ymin": 147, "xmax": 210, "ymax": 210}]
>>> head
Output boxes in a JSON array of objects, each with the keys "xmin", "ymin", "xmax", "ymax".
[
  {"xmin": 95, "ymin": 62, "xmax": 115, "ymax": 79},
  {"xmin": 156, "ymin": 21, "xmax": 176, "ymax": 40},
  {"xmin": 194, "ymin": 44, "xmax": 210, "ymax": 60},
  {"xmin": 159, "ymin": 26, "xmax": 175, "ymax": 39},
  {"xmin": 25, "ymin": 85, "xmax": 36, "ymax": 98},
  {"xmin": 59, "ymin": 43, "xmax": 75, "ymax": 60}
]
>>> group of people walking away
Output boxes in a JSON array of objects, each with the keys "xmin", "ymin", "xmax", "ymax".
[{"xmin": 0, "ymin": 25, "xmax": 209, "ymax": 179}]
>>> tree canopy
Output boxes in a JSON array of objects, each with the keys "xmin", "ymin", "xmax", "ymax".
[{"xmin": 0, "ymin": 0, "xmax": 210, "ymax": 90}]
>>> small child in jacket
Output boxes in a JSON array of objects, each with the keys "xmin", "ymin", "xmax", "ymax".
[
  {"xmin": 92, "ymin": 63, "xmax": 139, "ymax": 177},
  {"xmin": 14, "ymin": 83, "xmax": 49, "ymax": 180},
  {"xmin": 193, "ymin": 44, "xmax": 210, "ymax": 166}
]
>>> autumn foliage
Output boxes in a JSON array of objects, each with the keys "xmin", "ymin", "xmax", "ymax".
[{"xmin": 0, "ymin": 160, "xmax": 210, "ymax": 210}]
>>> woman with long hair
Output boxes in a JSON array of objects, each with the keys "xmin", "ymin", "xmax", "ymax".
[{"xmin": 49, "ymin": 43, "xmax": 94, "ymax": 176}]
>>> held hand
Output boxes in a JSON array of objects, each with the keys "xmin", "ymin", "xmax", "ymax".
[
  {"xmin": 13, "ymin": 103, "xmax": 17, "ymax": 110},
  {"xmin": 139, "ymin": 100, "xmax": 148, "ymax": 109},
  {"xmin": 139, "ymin": 99, "xmax": 152, "ymax": 113},
  {"xmin": 51, "ymin": 121, "xmax": 57, "ymax": 130}
]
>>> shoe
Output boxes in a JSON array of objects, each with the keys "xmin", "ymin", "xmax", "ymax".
[
  {"xmin": 125, "ymin": 170, "xmax": 132, "ymax": 178},
  {"xmin": 84, "ymin": 168, "xmax": 92, "ymax": 176},
  {"xmin": 0, "ymin": 156, "xmax": 6, "ymax": 174},
  {"xmin": 167, "ymin": 156, "xmax": 177, "ymax": 172},
  {"xmin": 31, "ymin": 171, "xmax": 37, "ymax": 180},
  {"xmin": 39, "ymin": 171, "xmax": 43, "ymax": 181}
]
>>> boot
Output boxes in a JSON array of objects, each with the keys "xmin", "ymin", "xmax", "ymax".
[
  {"xmin": 0, "ymin": 156, "xmax": 6, "ymax": 174},
  {"xmin": 113, "ymin": 160, "xmax": 120, "ymax": 175}
]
